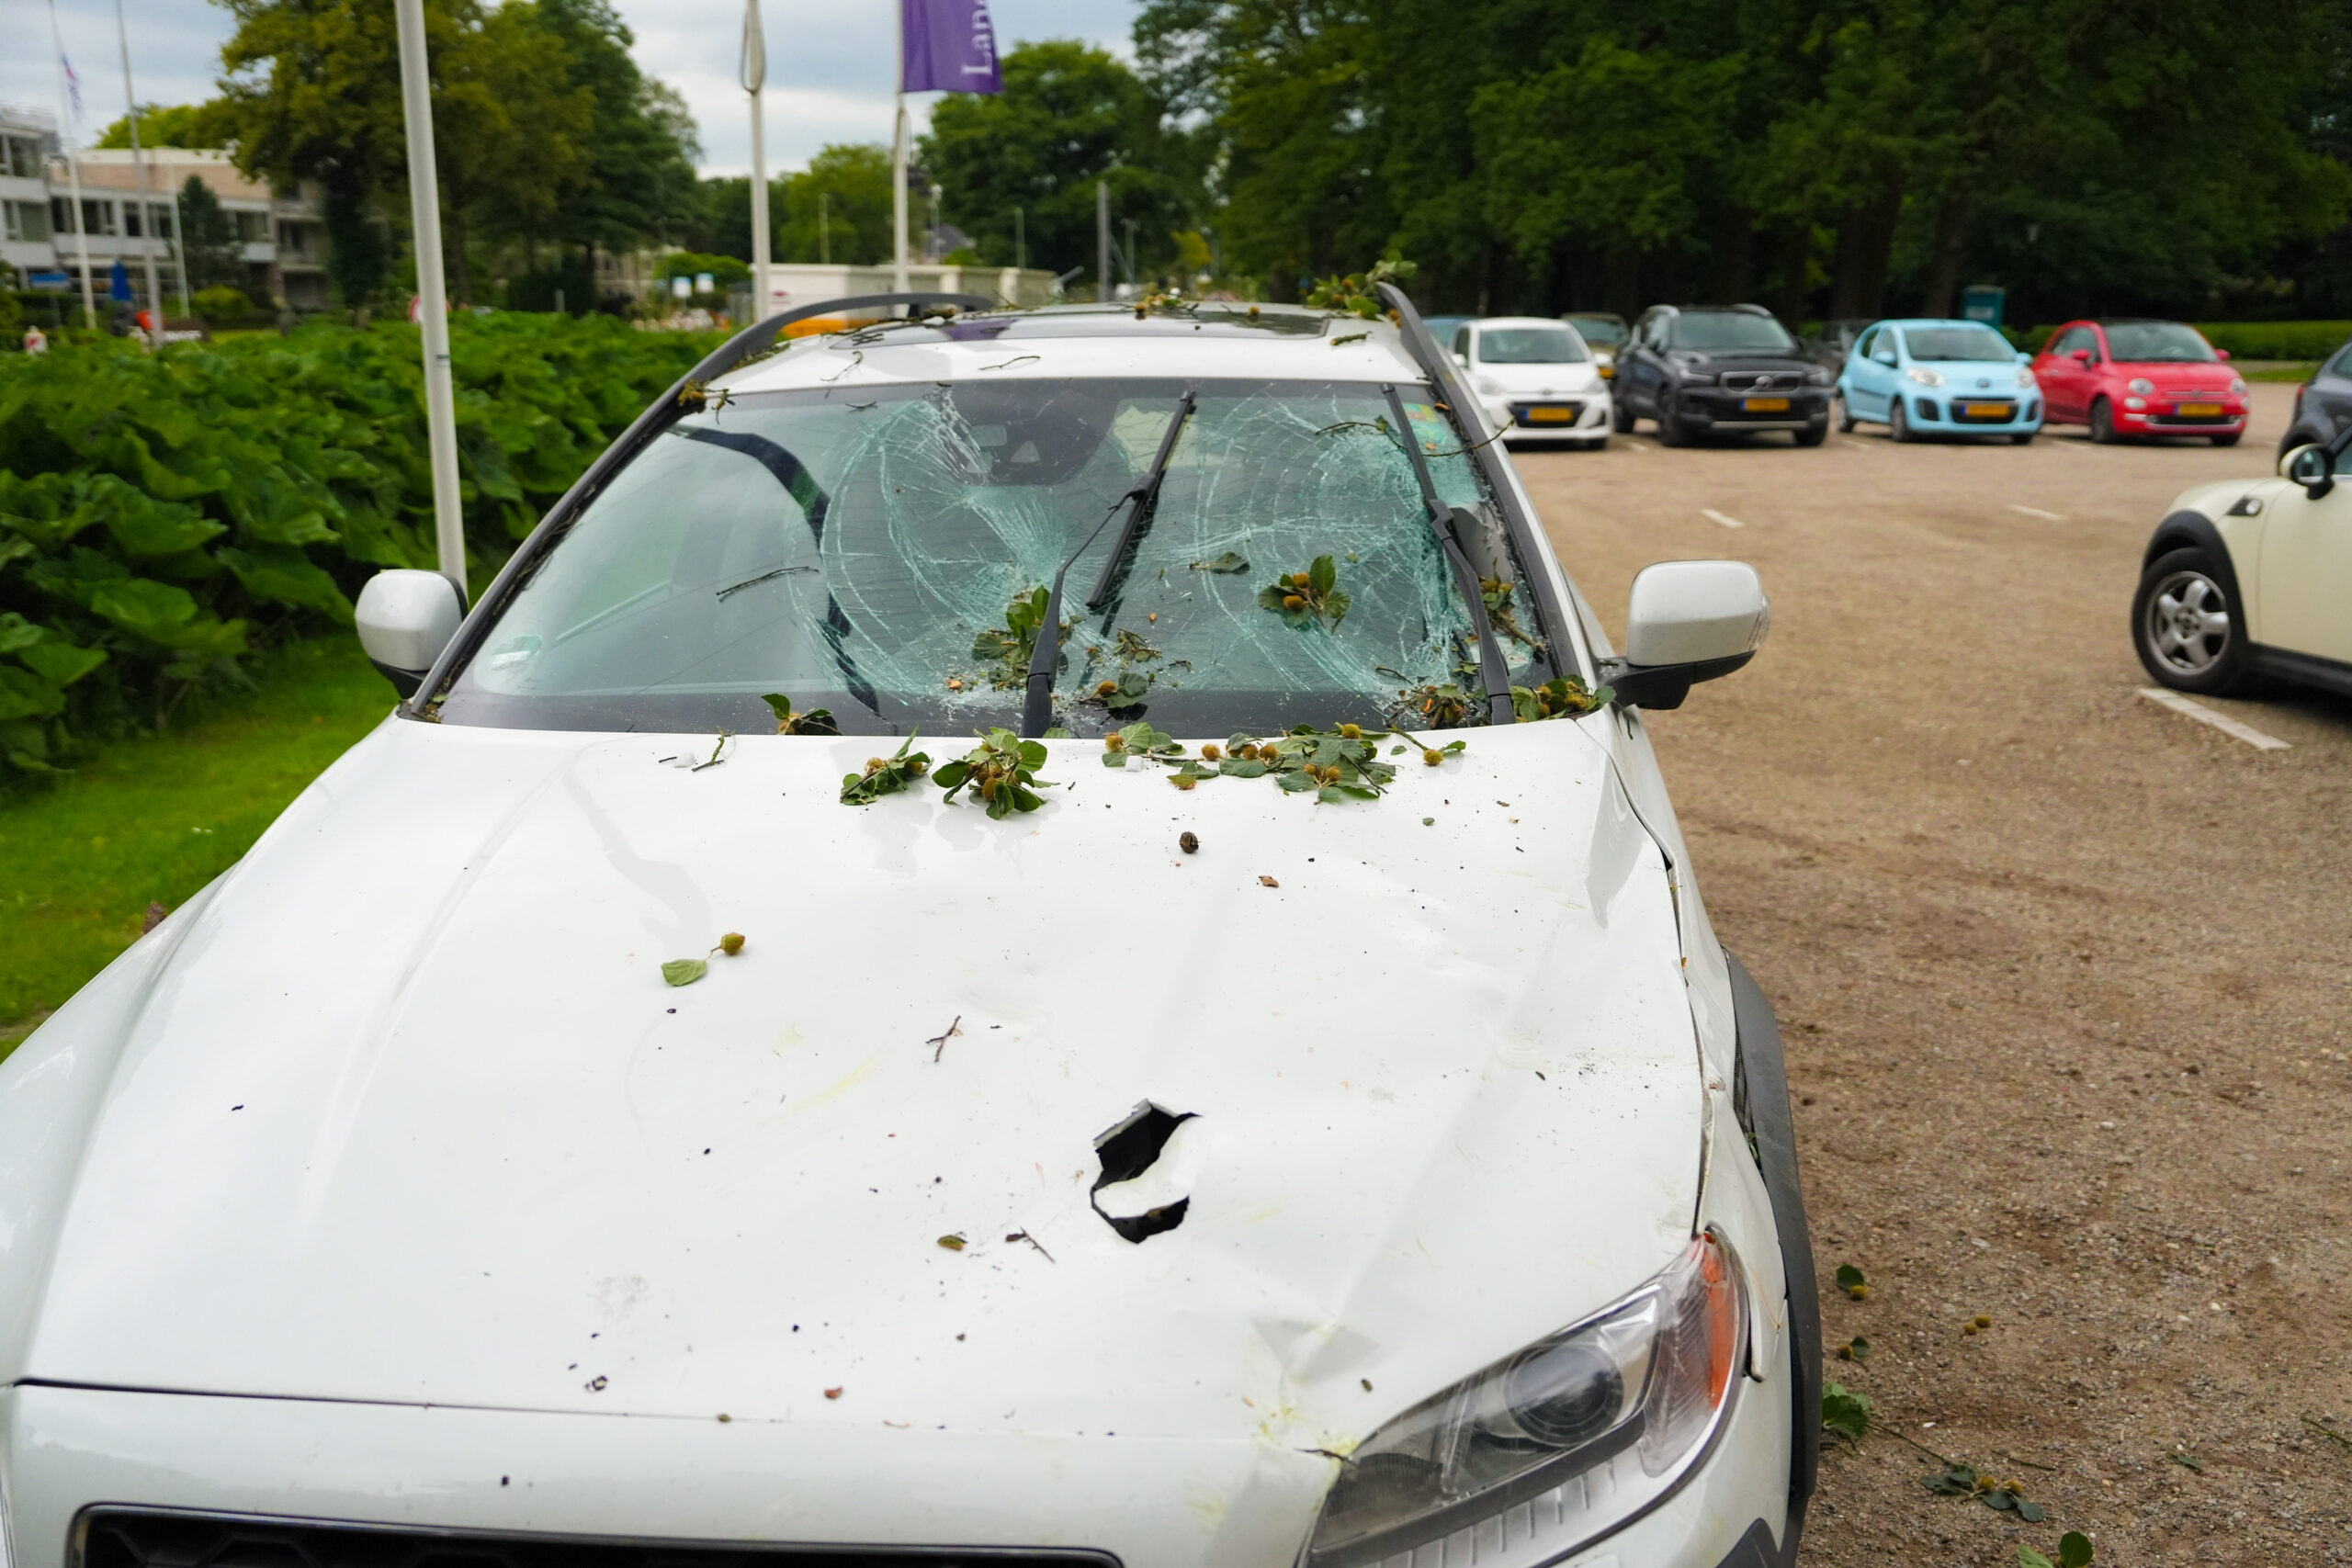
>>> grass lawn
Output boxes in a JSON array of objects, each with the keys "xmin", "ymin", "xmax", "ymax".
[{"xmin": 0, "ymin": 637, "xmax": 394, "ymax": 1063}]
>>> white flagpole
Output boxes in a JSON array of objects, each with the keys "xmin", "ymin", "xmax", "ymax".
[
  {"xmin": 892, "ymin": 1, "xmax": 909, "ymax": 293},
  {"xmin": 113, "ymin": 0, "xmax": 162, "ymax": 340},
  {"xmin": 394, "ymin": 0, "xmax": 467, "ymax": 600},
  {"xmin": 741, "ymin": 0, "xmax": 769, "ymax": 321},
  {"xmin": 47, "ymin": 0, "xmax": 97, "ymax": 330}
]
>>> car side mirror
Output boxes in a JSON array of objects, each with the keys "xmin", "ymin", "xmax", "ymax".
[
  {"xmin": 2016, "ymin": 351, "xmax": 2031, "ymax": 365},
  {"xmin": 1452, "ymin": 351, "xmax": 1469, "ymax": 369},
  {"xmin": 2281, "ymin": 443, "xmax": 2336, "ymax": 501},
  {"xmin": 356, "ymin": 569, "xmax": 466, "ymax": 697},
  {"xmin": 2216, "ymin": 348, "xmax": 2232, "ymax": 361},
  {"xmin": 2069, "ymin": 348, "xmax": 2091, "ymax": 364},
  {"xmin": 1602, "ymin": 560, "xmax": 1769, "ymax": 710}
]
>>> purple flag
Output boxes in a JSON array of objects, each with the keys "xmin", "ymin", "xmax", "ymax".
[{"xmin": 901, "ymin": 0, "xmax": 1001, "ymax": 93}]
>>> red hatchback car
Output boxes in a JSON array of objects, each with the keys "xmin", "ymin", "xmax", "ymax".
[{"xmin": 2030, "ymin": 319, "xmax": 2248, "ymax": 445}]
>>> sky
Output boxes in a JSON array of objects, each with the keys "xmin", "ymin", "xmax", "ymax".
[{"xmin": 6, "ymin": 0, "xmax": 1141, "ymax": 175}]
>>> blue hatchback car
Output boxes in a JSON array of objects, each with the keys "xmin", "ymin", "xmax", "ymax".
[{"xmin": 1835, "ymin": 318, "xmax": 2042, "ymax": 443}]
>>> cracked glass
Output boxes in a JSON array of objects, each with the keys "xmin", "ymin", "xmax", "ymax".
[{"xmin": 437, "ymin": 378, "xmax": 1552, "ymax": 736}]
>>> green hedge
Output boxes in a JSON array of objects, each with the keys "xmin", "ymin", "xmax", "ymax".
[
  {"xmin": 0, "ymin": 314, "xmax": 720, "ymax": 775},
  {"xmin": 1999, "ymin": 321, "xmax": 2350, "ymax": 360}
]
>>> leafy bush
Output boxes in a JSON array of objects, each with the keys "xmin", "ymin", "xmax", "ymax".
[
  {"xmin": 192, "ymin": 286, "xmax": 257, "ymax": 328},
  {"xmin": 0, "ymin": 314, "xmax": 719, "ymax": 775},
  {"xmin": 2193, "ymin": 321, "xmax": 2352, "ymax": 362},
  {"xmin": 653, "ymin": 252, "xmax": 752, "ymax": 290}
]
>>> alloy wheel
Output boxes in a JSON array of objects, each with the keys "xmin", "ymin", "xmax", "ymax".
[{"xmin": 2143, "ymin": 570, "xmax": 2232, "ymax": 676}]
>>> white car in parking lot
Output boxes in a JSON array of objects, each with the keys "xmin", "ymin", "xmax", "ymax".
[
  {"xmin": 2134, "ymin": 435, "xmax": 2352, "ymax": 696},
  {"xmin": 0, "ymin": 292, "xmax": 1815, "ymax": 1568},
  {"xmin": 1450, "ymin": 317, "xmax": 1614, "ymax": 447}
]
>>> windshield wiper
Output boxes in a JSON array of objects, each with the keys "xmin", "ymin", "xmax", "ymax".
[
  {"xmin": 1383, "ymin": 384, "xmax": 1517, "ymax": 724},
  {"xmin": 1085, "ymin": 389, "xmax": 1196, "ymax": 614},
  {"xmin": 1020, "ymin": 395, "xmax": 1196, "ymax": 736}
]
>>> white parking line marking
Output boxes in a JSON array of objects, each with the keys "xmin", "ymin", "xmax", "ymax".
[
  {"xmin": 1841, "ymin": 439, "xmax": 1874, "ymax": 451},
  {"xmin": 1701, "ymin": 509, "xmax": 1745, "ymax": 529},
  {"xmin": 1619, "ymin": 438, "xmax": 1652, "ymax": 452},
  {"xmin": 2007, "ymin": 503, "xmax": 2065, "ymax": 521},
  {"xmin": 2137, "ymin": 688, "xmax": 2290, "ymax": 750}
]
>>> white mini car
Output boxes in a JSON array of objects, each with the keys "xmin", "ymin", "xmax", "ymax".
[
  {"xmin": 1450, "ymin": 317, "xmax": 1614, "ymax": 447},
  {"xmin": 2134, "ymin": 437, "xmax": 2352, "ymax": 696},
  {"xmin": 0, "ymin": 293, "xmax": 1815, "ymax": 1568}
]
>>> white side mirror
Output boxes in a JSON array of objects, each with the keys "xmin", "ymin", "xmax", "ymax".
[
  {"xmin": 356, "ymin": 570, "xmax": 466, "ymax": 696},
  {"xmin": 1608, "ymin": 560, "xmax": 1769, "ymax": 709},
  {"xmin": 1452, "ymin": 351, "xmax": 1470, "ymax": 369}
]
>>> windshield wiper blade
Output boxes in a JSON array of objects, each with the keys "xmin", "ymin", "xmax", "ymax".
[
  {"xmin": 1085, "ymin": 389, "xmax": 1196, "ymax": 613},
  {"xmin": 1020, "ymin": 395, "xmax": 1196, "ymax": 737},
  {"xmin": 1383, "ymin": 384, "xmax": 1517, "ymax": 724}
]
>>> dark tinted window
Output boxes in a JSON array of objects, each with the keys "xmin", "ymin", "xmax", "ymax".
[
  {"xmin": 1666, "ymin": 312, "xmax": 1797, "ymax": 353},
  {"xmin": 2102, "ymin": 322, "xmax": 2217, "ymax": 363}
]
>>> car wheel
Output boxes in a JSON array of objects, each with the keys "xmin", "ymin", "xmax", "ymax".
[
  {"xmin": 2010, "ymin": 430, "xmax": 2034, "ymax": 446},
  {"xmin": 1657, "ymin": 393, "xmax": 1691, "ymax": 447},
  {"xmin": 1836, "ymin": 394, "xmax": 1857, "ymax": 434},
  {"xmin": 1611, "ymin": 398, "xmax": 1634, "ymax": 434},
  {"xmin": 2211, "ymin": 433, "xmax": 2241, "ymax": 447},
  {"xmin": 1890, "ymin": 398, "xmax": 1914, "ymax": 443},
  {"xmin": 2133, "ymin": 547, "xmax": 2248, "ymax": 694},
  {"xmin": 1793, "ymin": 423, "xmax": 1827, "ymax": 447},
  {"xmin": 2088, "ymin": 398, "xmax": 2120, "ymax": 444}
]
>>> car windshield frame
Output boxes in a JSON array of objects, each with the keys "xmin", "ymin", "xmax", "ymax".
[
  {"xmin": 1667, "ymin": 312, "xmax": 1798, "ymax": 354},
  {"xmin": 429, "ymin": 375, "xmax": 1562, "ymax": 738},
  {"xmin": 2102, "ymin": 322, "xmax": 2218, "ymax": 364},
  {"xmin": 1478, "ymin": 326, "xmax": 1589, "ymax": 365},
  {"xmin": 1902, "ymin": 326, "xmax": 2015, "ymax": 363}
]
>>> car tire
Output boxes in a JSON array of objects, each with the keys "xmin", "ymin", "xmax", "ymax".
[
  {"xmin": 2133, "ymin": 547, "xmax": 2249, "ymax": 694},
  {"xmin": 1657, "ymin": 393, "xmax": 1692, "ymax": 447},
  {"xmin": 1890, "ymin": 398, "xmax": 1915, "ymax": 443},
  {"xmin": 2089, "ymin": 398, "xmax": 2120, "ymax": 444},
  {"xmin": 1611, "ymin": 398, "xmax": 1634, "ymax": 434},
  {"xmin": 2010, "ymin": 431, "xmax": 2034, "ymax": 446},
  {"xmin": 1836, "ymin": 395, "xmax": 1857, "ymax": 434},
  {"xmin": 1793, "ymin": 423, "xmax": 1827, "ymax": 447},
  {"xmin": 2211, "ymin": 433, "xmax": 2241, "ymax": 447}
]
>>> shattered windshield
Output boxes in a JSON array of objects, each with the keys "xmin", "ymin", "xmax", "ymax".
[{"xmin": 436, "ymin": 378, "xmax": 1551, "ymax": 736}]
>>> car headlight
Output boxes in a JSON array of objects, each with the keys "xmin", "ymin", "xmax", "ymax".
[
  {"xmin": 1905, "ymin": 367, "xmax": 1943, "ymax": 387},
  {"xmin": 1805, "ymin": 365, "xmax": 1832, "ymax": 385},
  {"xmin": 2015, "ymin": 368, "xmax": 2037, "ymax": 388},
  {"xmin": 2128, "ymin": 377, "xmax": 2154, "ymax": 394},
  {"xmin": 1303, "ymin": 1234, "xmax": 1745, "ymax": 1568},
  {"xmin": 2229, "ymin": 376, "xmax": 2247, "ymax": 396},
  {"xmin": 1473, "ymin": 374, "xmax": 1505, "ymax": 397}
]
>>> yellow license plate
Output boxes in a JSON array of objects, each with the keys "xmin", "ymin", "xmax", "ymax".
[
  {"xmin": 1964, "ymin": 402, "xmax": 2009, "ymax": 418},
  {"xmin": 1742, "ymin": 397, "xmax": 1790, "ymax": 412},
  {"xmin": 2177, "ymin": 402, "xmax": 2223, "ymax": 416},
  {"xmin": 1523, "ymin": 407, "xmax": 1577, "ymax": 423}
]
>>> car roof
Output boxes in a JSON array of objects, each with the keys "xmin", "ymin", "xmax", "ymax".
[
  {"xmin": 720, "ymin": 302, "xmax": 1429, "ymax": 395},
  {"xmin": 1879, "ymin": 318, "xmax": 2007, "ymax": 330},
  {"xmin": 1472, "ymin": 316, "xmax": 1576, "ymax": 331}
]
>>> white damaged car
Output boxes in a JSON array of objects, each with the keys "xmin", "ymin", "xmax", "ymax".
[{"xmin": 0, "ymin": 292, "xmax": 1817, "ymax": 1568}]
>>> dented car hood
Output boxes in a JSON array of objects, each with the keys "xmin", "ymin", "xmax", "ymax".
[{"xmin": 11, "ymin": 716, "xmax": 1702, "ymax": 1450}]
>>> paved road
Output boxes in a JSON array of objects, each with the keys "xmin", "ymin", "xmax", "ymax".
[{"xmin": 1516, "ymin": 383, "xmax": 2351, "ymax": 1565}]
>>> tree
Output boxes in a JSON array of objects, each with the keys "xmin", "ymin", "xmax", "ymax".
[
  {"xmin": 522, "ymin": 0, "xmax": 702, "ymax": 260},
  {"xmin": 96, "ymin": 103, "xmax": 226, "ymax": 149},
  {"xmin": 175, "ymin": 175, "xmax": 246, "ymax": 293},
  {"xmin": 920, "ymin": 41, "xmax": 1198, "ymax": 284}
]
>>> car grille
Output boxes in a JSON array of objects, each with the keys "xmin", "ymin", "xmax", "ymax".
[
  {"xmin": 1718, "ymin": 370, "xmax": 1804, "ymax": 392},
  {"xmin": 75, "ymin": 1508, "xmax": 1121, "ymax": 1568},
  {"xmin": 2154, "ymin": 410, "xmax": 2236, "ymax": 424}
]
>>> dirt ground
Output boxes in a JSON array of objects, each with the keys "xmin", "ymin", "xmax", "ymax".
[{"xmin": 1514, "ymin": 383, "xmax": 2352, "ymax": 1567}]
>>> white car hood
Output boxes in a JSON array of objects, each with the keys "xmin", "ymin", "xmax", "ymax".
[
  {"xmin": 1477, "ymin": 361, "xmax": 1601, "ymax": 395},
  {"xmin": 12, "ymin": 717, "xmax": 1699, "ymax": 1451}
]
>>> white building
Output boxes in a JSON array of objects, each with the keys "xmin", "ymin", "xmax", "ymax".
[{"xmin": 0, "ymin": 105, "xmax": 329, "ymax": 312}]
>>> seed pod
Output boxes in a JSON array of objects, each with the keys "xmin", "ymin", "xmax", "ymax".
[
  {"xmin": 1106, "ymin": 733, "xmax": 1125, "ymax": 751},
  {"xmin": 1422, "ymin": 749, "xmax": 1443, "ymax": 766},
  {"xmin": 1283, "ymin": 593, "xmax": 1305, "ymax": 609},
  {"xmin": 980, "ymin": 777, "xmax": 1000, "ymax": 799},
  {"xmin": 1202, "ymin": 743, "xmax": 1222, "ymax": 761},
  {"xmin": 1237, "ymin": 743, "xmax": 1260, "ymax": 760},
  {"xmin": 718, "ymin": 932, "xmax": 745, "ymax": 956},
  {"xmin": 865, "ymin": 757, "xmax": 888, "ymax": 774},
  {"xmin": 1179, "ymin": 831, "xmax": 1199, "ymax": 854},
  {"xmin": 1096, "ymin": 680, "xmax": 1119, "ymax": 698},
  {"xmin": 1338, "ymin": 723, "xmax": 1362, "ymax": 739},
  {"xmin": 1973, "ymin": 1314, "xmax": 1991, "ymax": 1328},
  {"xmin": 1170, "ymin": 774, "xmax": 1196, "ymax": 791},
  {"xmin": 1291, "ymin": 571, "xmax": 1312, "ymax": 589}
]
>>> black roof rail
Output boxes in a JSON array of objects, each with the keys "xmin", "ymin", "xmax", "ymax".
[{"xmin": 405, "ymin": 291, "xmax": 994, "ymax": 716}]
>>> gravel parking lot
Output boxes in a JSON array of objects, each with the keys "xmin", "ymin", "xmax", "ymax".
[{"xmin": 1515, "ymin": 382, "xmax": 2352, "ymax": 1566}]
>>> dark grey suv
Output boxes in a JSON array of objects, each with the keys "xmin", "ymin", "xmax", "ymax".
[
  {"xmin": 1613, "ymin": 304, "xmax": 1834, "ymax": 446},
  {"xmin": 2278, "ymin": 337, "xmax": 2352, "ymax": 459}
]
